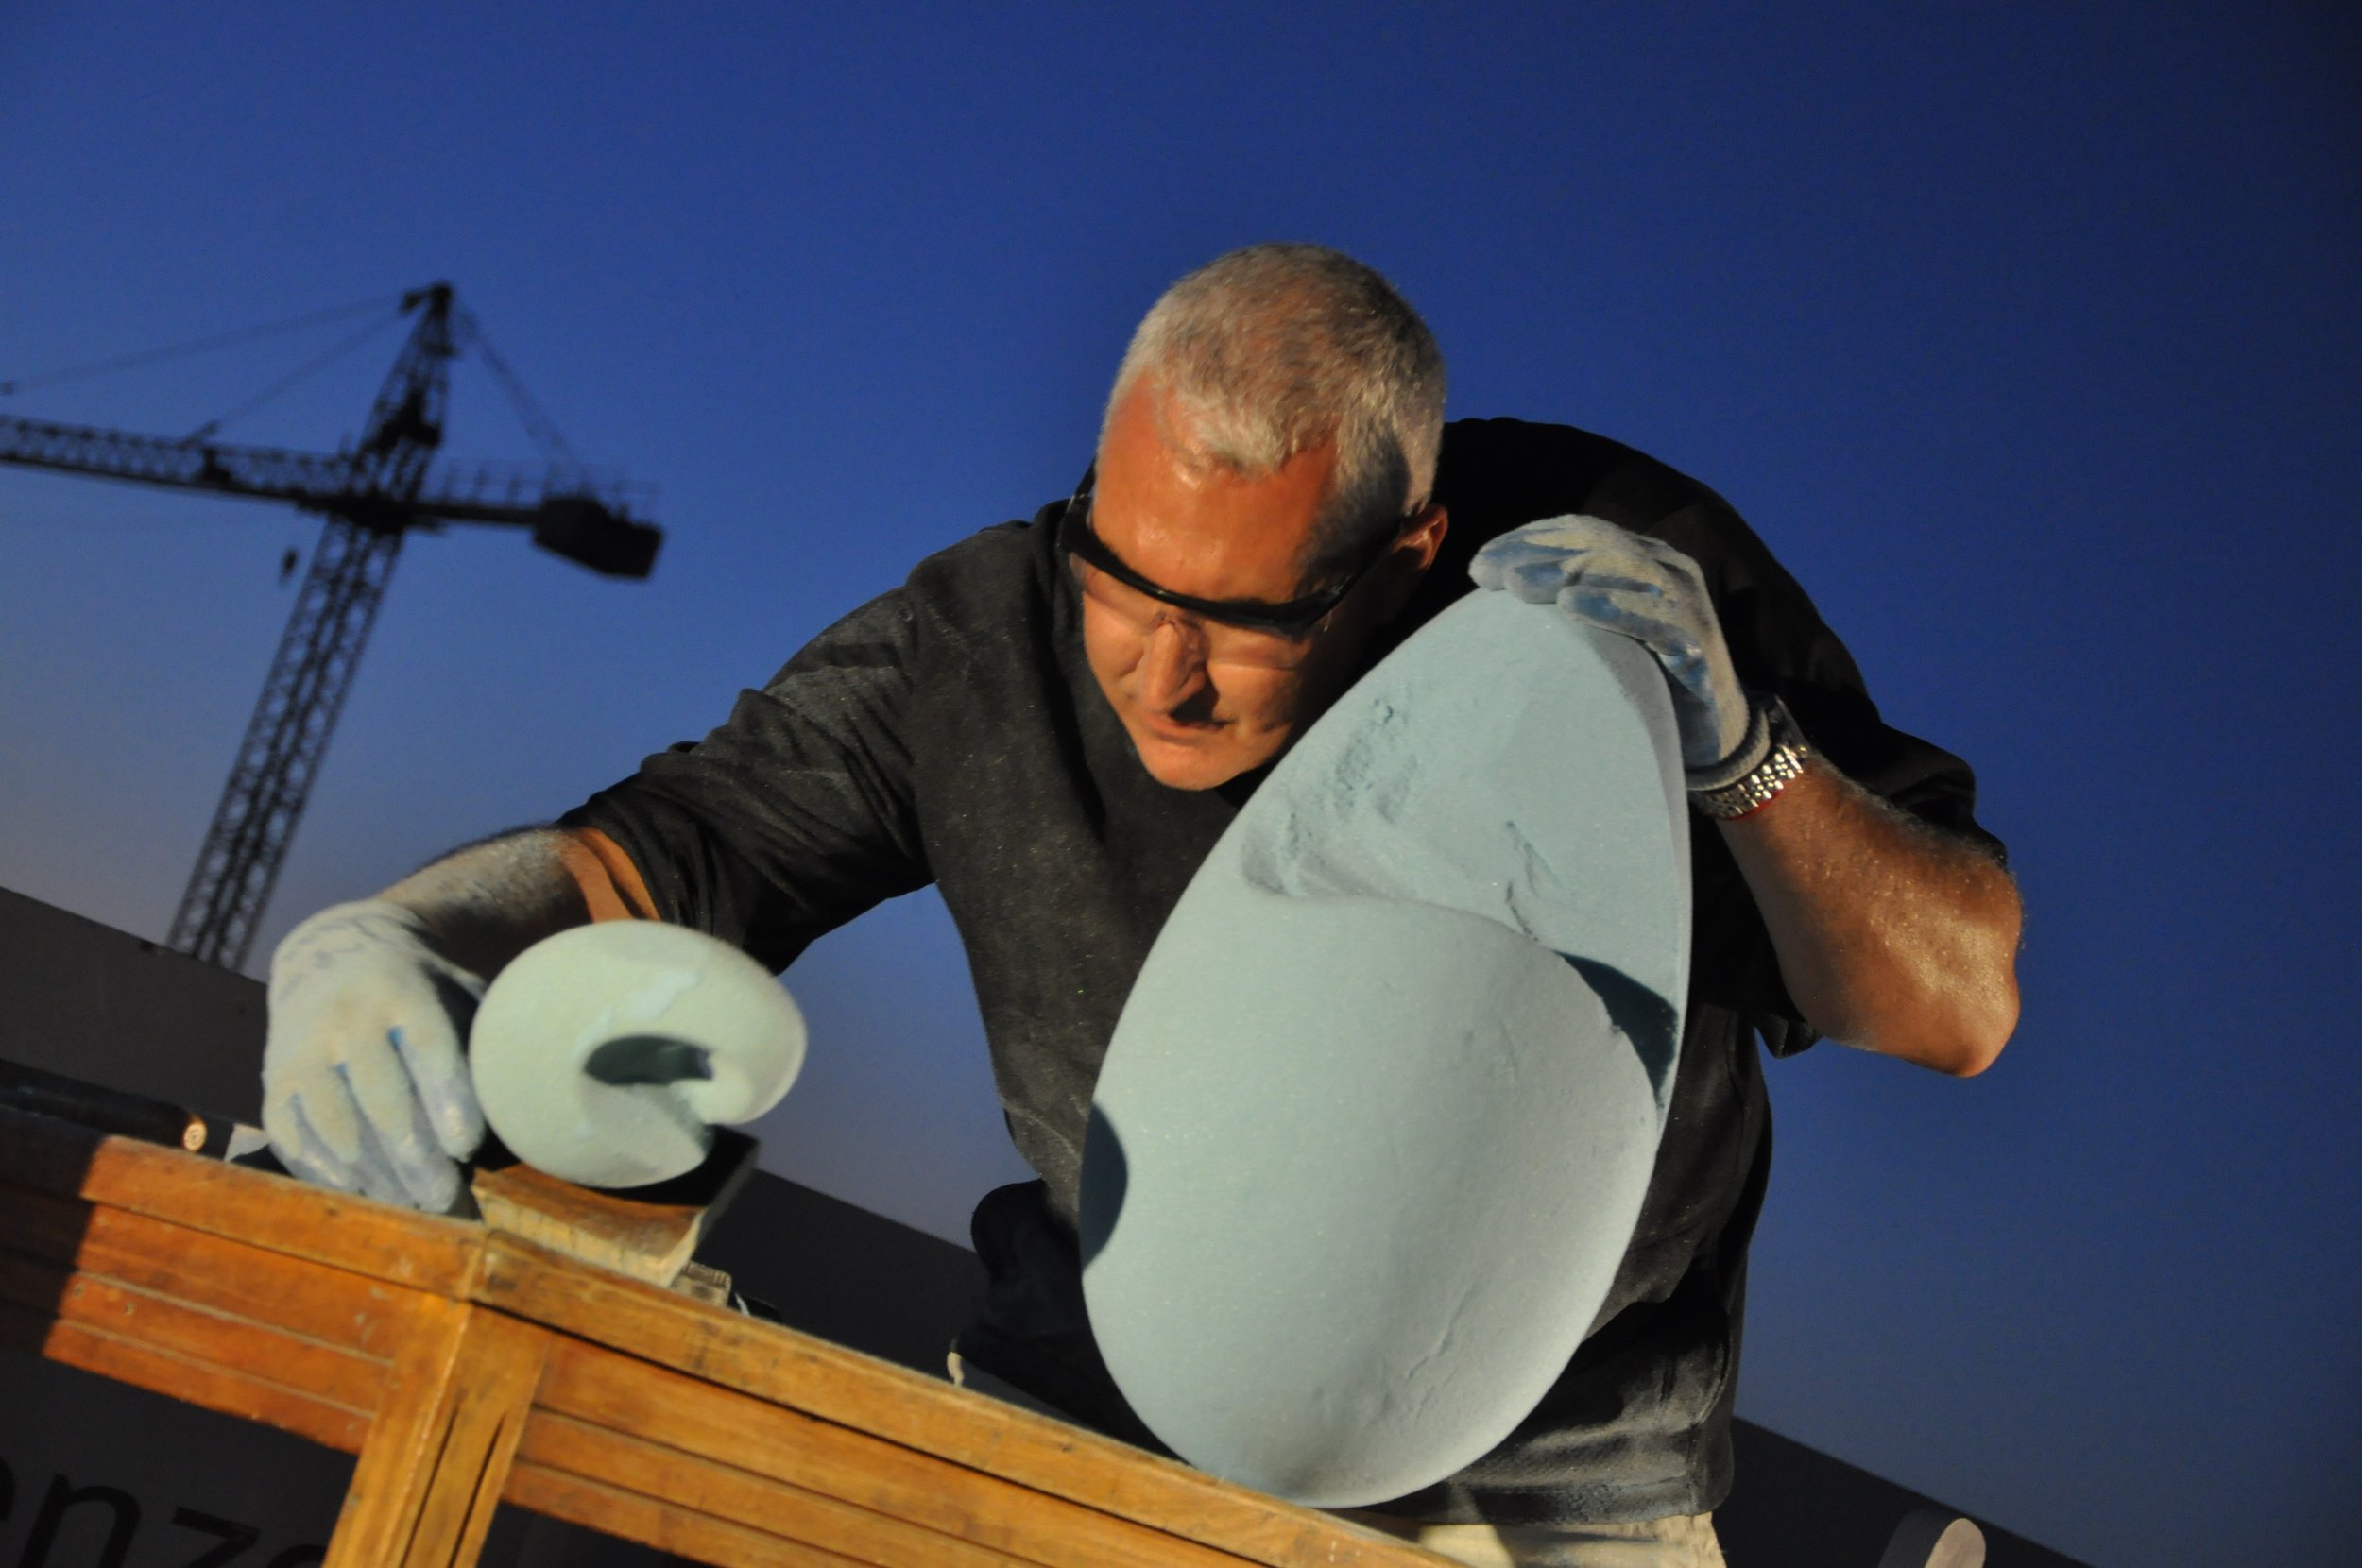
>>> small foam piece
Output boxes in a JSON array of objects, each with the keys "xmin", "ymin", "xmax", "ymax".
[
  {"xmin": 1082, "ymin": 591, "xmax": 1689, "ymax": 1506},
  {"xmin": 470, "ymin": 921, "xmax": 806, "ymax": 1189}
]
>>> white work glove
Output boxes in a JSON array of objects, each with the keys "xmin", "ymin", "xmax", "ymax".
[
  {"xmin": 1470, "ymin": 514, "xmax": 1762, "ymax": 777},
  {"xmin": 263, "ymin": 900, "xmax": 488, "ymax": 1211}
]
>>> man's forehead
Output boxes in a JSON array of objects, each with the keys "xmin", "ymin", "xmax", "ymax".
[{"xmin": 1097, "ymin": 382, "xmax": 1337, "ymax": 580}]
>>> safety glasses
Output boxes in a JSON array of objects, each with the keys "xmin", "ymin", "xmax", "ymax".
[{"xmin": 1056, "ymin": 475, "xmax": 1406, "ymax": 667}]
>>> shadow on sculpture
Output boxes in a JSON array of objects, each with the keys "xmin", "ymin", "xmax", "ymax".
[
  {"xmin": 584, "ymin": 1035, "xmax": 716, "ymax": 1087},
  {"xmin": 1563, "ymin": 957, "xmax": 1679, "ymax": 1100},
  {"xmin": 1077, "ymin": 1105, "xmax": 1128, "ymax": 1272}
]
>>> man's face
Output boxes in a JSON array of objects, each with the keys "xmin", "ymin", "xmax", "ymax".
[{"xmin": 1077, "ymin": 382, "xmax": 1446, "ymax": 791}]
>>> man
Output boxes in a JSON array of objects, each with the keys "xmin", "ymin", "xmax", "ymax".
[{"xmin": 263, "ymin": 244, "xmax": 2021, "ymax": 1564}]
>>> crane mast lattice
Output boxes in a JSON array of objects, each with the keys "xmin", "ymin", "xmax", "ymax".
[{"xmin": 0, "ymin": 282, "xmax": 661, "ymax": 970}]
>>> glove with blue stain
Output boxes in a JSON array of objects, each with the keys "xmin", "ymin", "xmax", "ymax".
[
  {"xmin": 262, "ymin": 900, "xmax": 488, "ymax": 1211},
  {"xmin": 1469, "ymin": 514, "xmax": 1767, "ymax": 782}
]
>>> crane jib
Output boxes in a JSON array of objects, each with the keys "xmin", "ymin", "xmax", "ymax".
[{"xmin": 0, "ymin": 286, "xmax": 660, "ymax": 969}]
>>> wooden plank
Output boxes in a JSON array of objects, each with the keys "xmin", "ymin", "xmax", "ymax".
[
  {"xmin": 7, "ymin": 1121, "xmax": 1446, "ymax": 1567},
  {"xmin": 0, "ymin": 1104, "xmax": 484, "ymax": 1294},
  {"xmin": 323, "ymin": 1297, "xmax": 551, "ymax": 1568},
  {"xmin": 0, "ymin": 1248, "xmax": 387, "ymax": 1411},
  {"xmin": 517, "ymin": 1412, "xmax": 1049, "ymax": 1568},
  {"xmin": 2, "ymin": 1298, "xmax": 371, "ymax": 1452},
  {"xmin": 533, "ymin": 1341, "xmax": 1255, "ymax": 1568},
  {"xmin": 469, "ymin": 1129, "xmax": 755, "ymax": 1287},
  {"xmin": 400, "ymin": 1310, "xmax": 550, "ymax": 1568},
  {"xmin": 477, "ymin": 1239, "xmax": 1446, "ymax": 1568},
  {"xmin": 505, "ymin": 1466, "xmax": 878, "ymax": 1568},
  {"xmin": 1, "ymin": 1182, "xmax": 421, "ymax": 1359}
]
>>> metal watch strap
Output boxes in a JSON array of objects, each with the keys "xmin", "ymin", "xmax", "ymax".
[{"xmin": 1688, "ymin": 696, "xmax": 1811, "ymax": 820}]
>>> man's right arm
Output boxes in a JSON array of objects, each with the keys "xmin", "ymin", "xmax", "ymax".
[
  {"xmin": 260, "ymin": 826, "xmax": 655, "ymax": 1212},
  {"xmin": 375, "ymin": 825, "xmax": 657, "ymax": 975},
  {"xmin": 267, "ymin": 565, "xmax": 942, "ymax": 1212}
]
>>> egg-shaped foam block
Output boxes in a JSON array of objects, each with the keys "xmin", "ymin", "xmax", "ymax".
[
  {"xmin": 1081, "ymin": 590, "xmax": 1690, "ymax": 1507},
  {"xmin": 470, "ymin": 921, "xmax": 806, "ymax": 1189}
]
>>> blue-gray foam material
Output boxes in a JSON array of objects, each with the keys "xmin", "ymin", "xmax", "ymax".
[
  {"xmin": 1083, "ymin": 591, "xmax": 1690, "ymax": 1505},
  {"xmin": 471, "ymin": 921, "xmax": 806, "ymax": 1189}
]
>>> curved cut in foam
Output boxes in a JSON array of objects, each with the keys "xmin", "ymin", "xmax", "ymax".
[
  {"xmin": 471, "ymin": 921, "xmax": 805, "ymax": 1189},
  {"xmin": 1082, "ymin": 591, "xmax": 1690, "ymax": 1506}
]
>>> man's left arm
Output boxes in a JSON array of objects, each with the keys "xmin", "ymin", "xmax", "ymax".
[
  {"xmin": 1472, "ymin": 512, "xmax": 2022, "ymax": 1076},
  {"xmin": 1714, "ymin": 758, "xmax": 2020, "ymax": 1074}
]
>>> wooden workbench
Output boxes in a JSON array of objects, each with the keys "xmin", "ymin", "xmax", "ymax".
[{"xmin": 0, "ymin": 1102, "xmax": 1449, "ymax": 1568}]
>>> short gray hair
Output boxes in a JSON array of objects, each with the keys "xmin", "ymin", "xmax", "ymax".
[{"xmin": 1103, "ymin": 243, "xmax": 1446, "ymax": 575}]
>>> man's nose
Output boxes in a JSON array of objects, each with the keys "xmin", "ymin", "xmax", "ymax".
[{"xmin": 1137, "ymin": 616, "xmax": 1209, "ymax": 710}]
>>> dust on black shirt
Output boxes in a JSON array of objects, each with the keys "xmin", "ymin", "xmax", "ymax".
[{"xmin": 564, "ymin": 417, "xmax": 2003, "ymax": 1525}]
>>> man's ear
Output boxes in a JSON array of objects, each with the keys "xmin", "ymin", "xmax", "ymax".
[{"xmin": 1374, "ymin": 503, "xmax": 1449, "ymax": 622}]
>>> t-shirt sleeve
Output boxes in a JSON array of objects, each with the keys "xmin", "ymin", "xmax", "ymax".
[{"xmin": 561, "ymin": 588, "xmax": 931, "ymax": 972}]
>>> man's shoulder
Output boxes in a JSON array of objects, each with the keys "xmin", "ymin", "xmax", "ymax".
[
  {"xmin": 899, "ymin": 507, "xmax": 1063, "ymax": 621},
  {"xmin": 911, "ymin": 509, "xmax": 1054, "ymax": 577},
  {"xmin": 1440, "ymin": 414, "xmax": 1643, "ymax": 469},
  {"xmin": 1436, "ymin": 417, "xmax": 1732, "ymax": 540},
  {"xmin": 766, "ymin": 512, "xmax": 1059, "ymax": 690}
]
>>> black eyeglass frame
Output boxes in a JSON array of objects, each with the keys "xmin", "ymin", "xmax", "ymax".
[{"xmin": 1054, "ymin": 475, "xmax": 1412, "ymax": 641}]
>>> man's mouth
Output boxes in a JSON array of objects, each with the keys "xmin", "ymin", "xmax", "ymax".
[{"xmin": 1138, "ymin": 708, "xmax": 1224, "ymax": 740}]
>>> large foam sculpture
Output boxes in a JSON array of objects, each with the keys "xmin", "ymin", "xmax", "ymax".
[
  {"xmin": 1080, "ymin": 590, "xmax": 1691, "ymax": 1507},
  {"xmin": 470, "ymin": 921, "xmax": 806, "ymax": 1189}
]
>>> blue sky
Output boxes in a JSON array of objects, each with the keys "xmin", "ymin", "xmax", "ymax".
[{"xmin": 2, "ymin": 5, "xmax": 2354, "ymax": 1562}]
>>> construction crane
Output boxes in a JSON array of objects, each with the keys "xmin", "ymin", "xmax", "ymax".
[{"xmin": 0, "ymin": 282, "xmax": 661, "ymax": 971}]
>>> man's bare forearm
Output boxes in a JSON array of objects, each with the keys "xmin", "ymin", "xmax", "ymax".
[
  {"xmin": 1720, "ymin": 760, "xmax": 2022, "ymax": 1075},
  {"xmin": 377, "ymin": 826, "xmax": 655, "ymax": 979}
]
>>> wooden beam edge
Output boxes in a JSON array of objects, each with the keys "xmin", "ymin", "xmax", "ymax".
[
  {"xmin": 505, "ymin": 1464, "xmax": 882, "ymax": 1568},
  {"xmin": 0, "ymin": 1295, "xmax": 372, "ymax": 1453},
  {"xmin": 522, "ymin": 1362, "xmax": 1257, "ymax": 1568},
  {"xmin": 470, "ymin": 1236, "xmax": 1451, "ymax": 1568},
  {"xmin": 0, "ymin": 1253, "xmax": 389, "ymax": 1411},
  {"xmin": 0, "ymin": 1106, "xmax": 486, "ymax": 1292},
  {"xmin": 516, "ymin": 1410, "xmax": 1063, "ymax": 1568}
]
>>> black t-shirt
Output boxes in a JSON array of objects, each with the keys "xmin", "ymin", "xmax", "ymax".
[{"xmin": 565, "ymin": 417, "xmax": 2003, "ymax": 1525}]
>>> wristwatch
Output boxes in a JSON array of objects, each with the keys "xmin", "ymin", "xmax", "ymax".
[{"xmin": 1688, "ymin": 696, "xmax": 1812, "ymax": 820}]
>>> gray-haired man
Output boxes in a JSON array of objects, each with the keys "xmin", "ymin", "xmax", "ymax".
[{"xmin": 263, "ymin": 244, "xmax": 2021, "ymax": 1565}]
